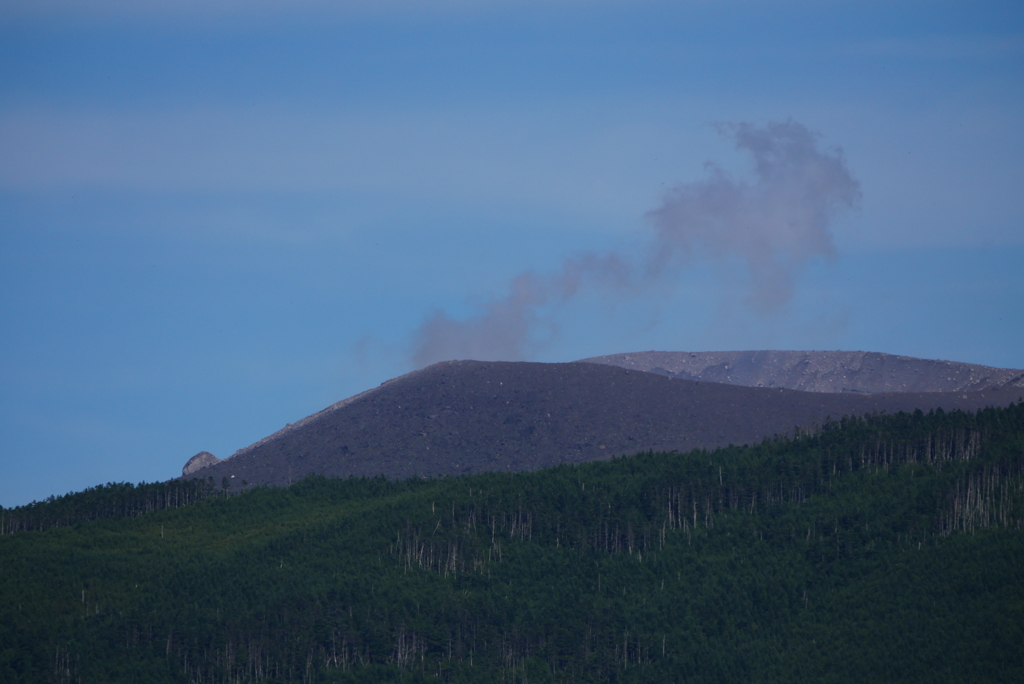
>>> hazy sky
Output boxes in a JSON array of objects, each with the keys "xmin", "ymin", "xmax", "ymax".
[{"xmin": 2, "ymin": 0, "xmax": 1022, "ymax": 507}]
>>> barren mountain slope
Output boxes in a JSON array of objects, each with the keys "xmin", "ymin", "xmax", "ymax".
[
  {"xmin": 581, "ymin": 350, "xmax": 1024, "ymax": 393},
  {"xmin": 186, "ymin": 360, "xmax": 1023, "ymax": 490}
]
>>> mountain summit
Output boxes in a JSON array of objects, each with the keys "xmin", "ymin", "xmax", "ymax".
[{"xmin": 183, "ymin": 353, "xmax": 1023, "ymax": 490}]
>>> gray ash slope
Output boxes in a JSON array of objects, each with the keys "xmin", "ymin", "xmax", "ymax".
[
  {"xmin": 187, "ymin": 360, "xmax": 1022, "ymax": 490},
  {"xmin": 582, "ymin": 350, "xmax": 1024, "ymax": 394}
]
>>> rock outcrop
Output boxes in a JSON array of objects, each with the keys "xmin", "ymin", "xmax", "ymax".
[{"xmin": 182, "ymin": 451, "xmax": 221, "ymax": 476}]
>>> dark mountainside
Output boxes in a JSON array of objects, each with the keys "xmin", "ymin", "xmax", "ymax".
[
  {"xmin": 187, "ymin": 359, "xmax": 1024, "ymax": 490},
  {"xmin": 582, "ymin": 350, "xmax": 1024, "ymax": 393}
]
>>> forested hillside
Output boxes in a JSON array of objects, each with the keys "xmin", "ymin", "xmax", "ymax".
[
  {"xmin": 0, "ymin": 479, "xmax": 222, "ymax": 535},
  {"xmin": 2, "ymin": 404, "xmax": 1023, "ymax": 683}
]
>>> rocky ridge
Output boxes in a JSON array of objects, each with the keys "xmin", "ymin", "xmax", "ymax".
[{"xmin": 581, "ymin": 350, "xmax": 1024, "ymax": 394}]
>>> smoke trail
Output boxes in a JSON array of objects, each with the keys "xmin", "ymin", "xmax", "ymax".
[
  {"xmin": 410, "ymin": 120, "xmax": 860, "ymax": 366},
  {"xmin": 646, "ymin": 120, "xmax": 861, "ymax": 307},
  {"xmin": 411, "ymin": 253, "xmax": 629, "ymax": 367}
]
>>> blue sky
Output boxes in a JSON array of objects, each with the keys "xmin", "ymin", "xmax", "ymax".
[{"xmin": 2, "ymin": 0, "xmax": 1022, "ymax": 507}]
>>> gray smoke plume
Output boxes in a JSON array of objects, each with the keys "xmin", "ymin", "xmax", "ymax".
[
  {"xmin": 410, "ymin": 120, "xmax": 860, "ymax": 367},
  {"xmin": 646, "ymin": 120, "xmax": 861, "ymax": 307},
  {"xmin": 411, "ymin": 252, "xmax": 630, "ymax": 367}
]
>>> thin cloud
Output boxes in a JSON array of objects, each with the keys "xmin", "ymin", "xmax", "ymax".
[{"xmin": 1, "ymin": 0, "xmax": 640, "ymax": 26}]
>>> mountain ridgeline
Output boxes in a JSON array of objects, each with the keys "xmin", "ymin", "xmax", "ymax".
[
  {"xmin": 2, "ymin": 402, "xmax": 1023, "ymax": 682},
  {"xmin": 182, "ymin": 355, "xmax": 1024, "ymax": 491},
  {"xmin": 583, "ymin": 350, "xmax": 1024, "ymax": 394}
]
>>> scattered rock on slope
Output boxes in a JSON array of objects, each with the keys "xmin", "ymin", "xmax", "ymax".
[
  {"xmin": 581, "ymin": 350, "xmax": 1024, "ymax": 394},
  {"xmin": 183, "ymin": 360, "xmax": 1023, "ymax": 491}
]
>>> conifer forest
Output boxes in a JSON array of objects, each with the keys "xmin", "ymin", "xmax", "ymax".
[{"xmin": 2, "ymin": 404, "xmax": 1023, "ymax": 683}]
